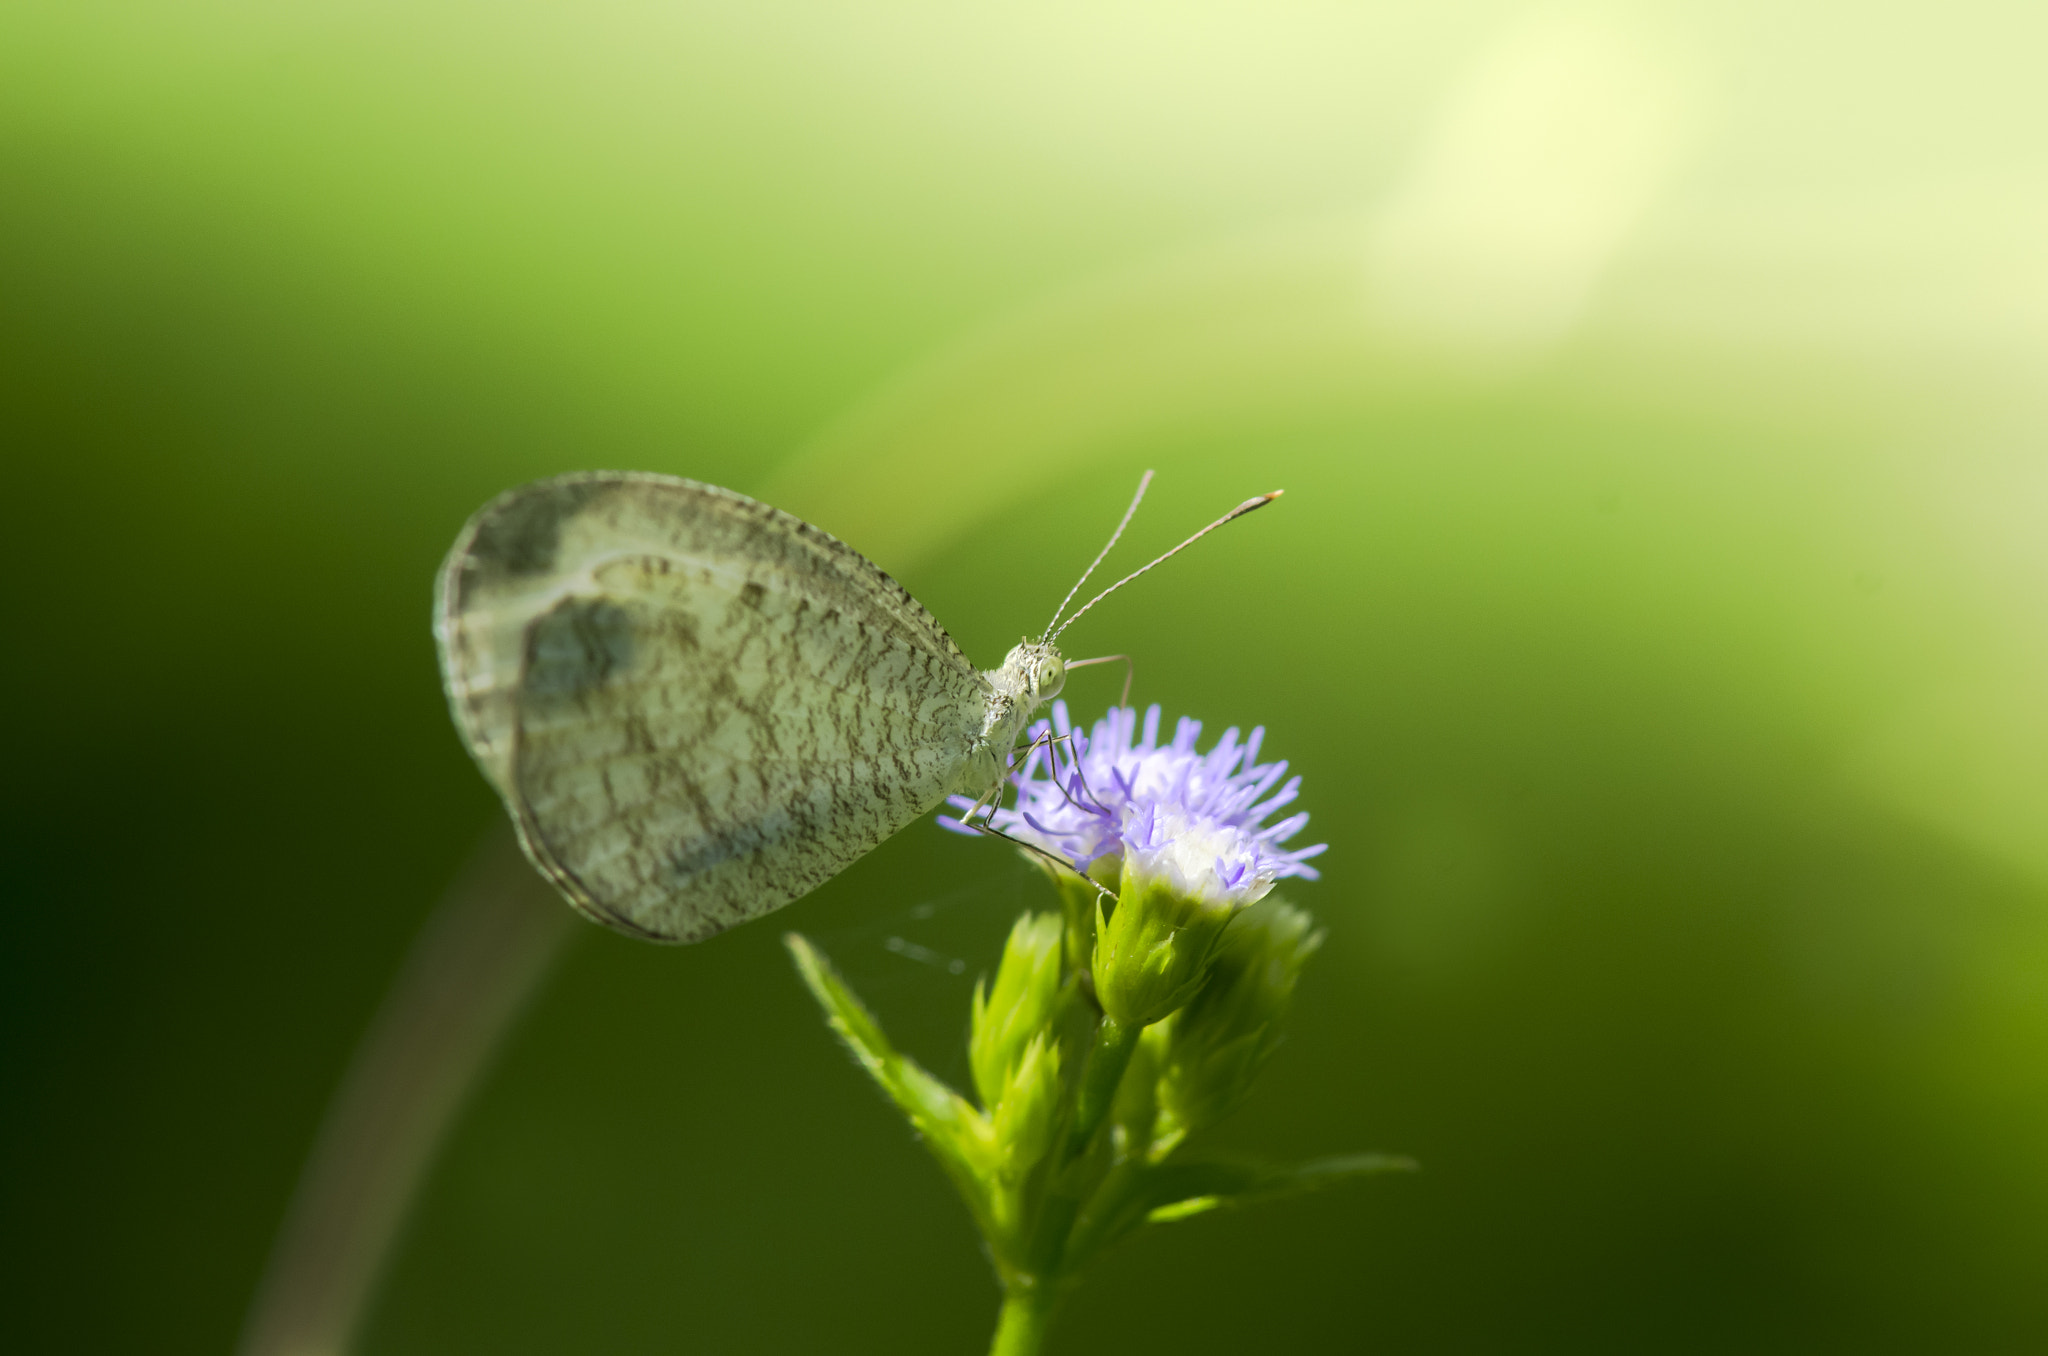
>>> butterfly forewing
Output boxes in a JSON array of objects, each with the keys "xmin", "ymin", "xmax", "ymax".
[{"xmin": 436, "ymin": 472, "xmax": 990, "ymax": 942}]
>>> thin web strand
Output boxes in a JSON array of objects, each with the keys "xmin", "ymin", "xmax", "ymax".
[
  {"xmin": 1042, "ymin": 469, "xmax": 1155, "ymax": 639},
  {"xmin": 1050, "ymin": 490, "xmax": 1282, "ymax": 643}
]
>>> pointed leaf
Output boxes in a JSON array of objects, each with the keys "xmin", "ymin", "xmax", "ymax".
[
  {"xmin": 1140, "ymin": 1154, "xmax": 1416, "ymax": 1224},
  {"xmin": 785, "ymin": 933, "xmax": 998, "ymax": 1232},
  {"xmin": 1064, "ymin": 1152, "xmax": 1414, "ymax": 1268}
]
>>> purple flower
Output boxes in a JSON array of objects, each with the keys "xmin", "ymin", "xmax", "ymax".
[{"xmin": 944, "ymin": 702, "xmax": 1326, "ymax": 909}]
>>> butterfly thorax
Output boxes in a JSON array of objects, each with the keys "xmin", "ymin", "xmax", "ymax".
[{"xmin": 952, "ymin": 640, "xmax": 1067, "ymax": 799}]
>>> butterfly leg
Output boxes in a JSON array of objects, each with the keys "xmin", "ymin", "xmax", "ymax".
[
  {"xmin": 962, "ymin": 726, "xmax": 1060, "ymax": 829},
  {"xmin": 1028, "ymin": 730, "xmax": 1110, "ymax": 822},
  {"xmin": 958, "ymin": 726, "xmax": 1080, "ymax": 833},
  {"xmin": 963, "ymin": 818, "xmax": 1117, "ymax": 908},
  {"xmin": 955, "ymin": 731, "xmax": 1039, "ymax": 830},
  {"xmin": 960, "ymin": 729, "xmax": 1117, "ymax": 906},
  {"xmin": 1027, "ymin": 726, "xmax": 1118, "ymax": 821}
]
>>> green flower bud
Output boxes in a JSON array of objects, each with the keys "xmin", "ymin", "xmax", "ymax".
[
  {"xmin": 1154, "ymin": 899, "xmax": 1323, "ymax": 1151},
  {"xmin": 1091, "ymin": 863, "xmax": 1236, "ymax": 1031},
  {"xmin": 991, "ymin": 1033, "xmax": 1064, "ymax": 1177},
  {"xmin": 970, "ymin": 912, "xmax": 1065, "ymax": 1110}
]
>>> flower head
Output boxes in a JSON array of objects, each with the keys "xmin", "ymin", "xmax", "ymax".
[
  {"xmin": 944, "ymin": 702, "xmax": 1325, "ymax": 910},
  {"xmin": 1150, "ymin": 898, "xmax": 1325, "ymax": 1153}
]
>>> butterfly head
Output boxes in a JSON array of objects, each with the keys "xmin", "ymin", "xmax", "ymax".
[
  {"xmin": 995, "ymin": 639, "xmax": 1067, "ymax": 706},
  {"xmin": 970, "ymin": 641, "xmax": 1068, "ymax": 782}
]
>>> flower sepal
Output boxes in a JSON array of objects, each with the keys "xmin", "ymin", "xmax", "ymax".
[{"xmin": 1091, "ymin": 867, "xmax": 1234, "ymax": 1031}]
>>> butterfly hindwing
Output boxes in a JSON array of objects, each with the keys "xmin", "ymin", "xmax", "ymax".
[{"xmin": 436, "ymin": 472, "xmax": 990, "ymax": 942}]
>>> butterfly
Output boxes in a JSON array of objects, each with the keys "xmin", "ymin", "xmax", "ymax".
[{"xmin": 434, "ymin": 470, "xmax": 1276, "ymax": 942}]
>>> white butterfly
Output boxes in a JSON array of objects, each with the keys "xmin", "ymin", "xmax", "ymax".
[{"xmin": 434, "ymin": 471, "xmax": 1274, "ymax": 942}]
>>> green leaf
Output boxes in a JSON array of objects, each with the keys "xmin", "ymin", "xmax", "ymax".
[
  {"xmin": 785, "ymin": 933, "xmax": 998, "ymax": 1235},
  {"xmin": 1062, "ymin": 1152, "xmax": 1415, "ymax": 1268},
  {"xmin": 1139, "ymin": 1154, "xmax": 1417, "ymax": 1224}
]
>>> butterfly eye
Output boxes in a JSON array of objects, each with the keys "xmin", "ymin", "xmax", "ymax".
[{"xmin": 1033, "ymin": 656, "xmax": 1065, "ymax": 700}]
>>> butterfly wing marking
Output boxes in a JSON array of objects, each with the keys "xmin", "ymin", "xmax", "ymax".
[{"xmin": 436, "ymin": 472, "xmax": 989, "ymax": 942}]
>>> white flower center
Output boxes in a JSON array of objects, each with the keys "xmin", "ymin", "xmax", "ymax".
[{"xmin": 1125, "ymin": 805, "xmax": 1279, "ymax": 909}]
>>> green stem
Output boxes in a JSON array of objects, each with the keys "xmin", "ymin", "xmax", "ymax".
[
  {"xmin": 1024, "ymin": 1190, "xmax": 1083, "ymax": 1279},
  {"xmin": 1019, "ymin": 1016, "xmax": 1141, "ymax": 1280},
  {"xmin": 988, "ymin": 1290, "xmax": 1052, "ymax": 1356},
  {"xmin": 1066, "ymin": 1015, "xmax": 1140, "ymax": 1159},
  {"xmin": 1054, "ymin": 1158, "xmax": 1140, "ymax": 1276}
]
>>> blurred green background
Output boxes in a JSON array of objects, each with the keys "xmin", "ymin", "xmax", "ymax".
[{"xmin": 7, "ymin": 1, "xmax": 2048, "ymax": 1351}]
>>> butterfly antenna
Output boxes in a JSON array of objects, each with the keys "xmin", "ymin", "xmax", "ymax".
[
  {"xmin": 1049, "ymin": 489, "xmax": 1283, "ymax": 643},
  {"xmin": 1042, "ymin": 469, "xmax": 1155, "ymax": 640}
]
